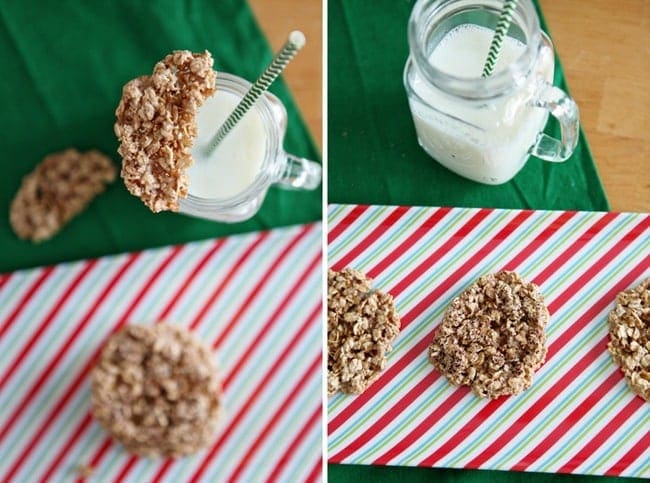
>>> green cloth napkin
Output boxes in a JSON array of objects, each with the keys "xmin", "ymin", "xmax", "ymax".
[
  {"xmin": 328, "ymin": 0, "xmax": 609, "ymax": 213},
  {"xmin": 0, "ymin": 0, "xmax": 321, "ymax": 273},
  {"xmin": 328, "ymin": 0, "xmax": 626, "ymax": 482}
]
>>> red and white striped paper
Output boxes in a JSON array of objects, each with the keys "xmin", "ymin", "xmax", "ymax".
[
  {"xmin": 328, "ymin": 204, "xmax": 649, "ymax": 478},
  {"xmin": 0, "ymin": 223, "xmax": 322, "ymax": 483}
]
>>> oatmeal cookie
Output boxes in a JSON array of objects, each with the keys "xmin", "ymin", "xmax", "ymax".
[
  {"xmin": 115, "ymin": 50, "xmax": 216, "ymax": 212},
  {"xmin": 607, "ymin": 279, "xmax": 649, "ymax": 402},
  {"xmin": 428, "ymin": 271, "xmax": 549, "ymax": 399},
  {"xmin": 91, "ymin": 323, "xmax": 223, "ymax": 457},
  {"xmin": 9, "ymin": 149, "xmax": 116, "ymax": 242},
  {"xmin": 328, "ymin": 268, "xmax": 401, "ymax": 396}
]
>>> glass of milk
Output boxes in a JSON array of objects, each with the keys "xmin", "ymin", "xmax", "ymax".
[
  {"xmin": 404, "ymin": 0, "xmax": 579, "ymax": 185},
  {"xmin": 179, "ymin": 72, "xmax": 321, "ymax": 222}
]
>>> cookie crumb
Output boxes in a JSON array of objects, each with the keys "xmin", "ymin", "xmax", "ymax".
[
  {"xmin": 428, "ymin": 271, "xmax": 549, "ymax": 399},
  {"xmin": 115, "ymin": 50, "xmax": 216, "ymax": 213},
  {"xmin": 328, "ymin": 268, "xmax": 401, "ymax": 396},
  {"xmin": 90, "ymin": 323, "xmax": 223, "ymax": 457},
  {"xmin": 607, "ymin": 278, "xmax": 649, "ymax": 402},
  {"xmin": 9, "ymin": 149, "xmax": 116, "ymax": 242},
  {"xmin": 76, "ymin": 464, "xmax": 94, "ymax": 479}
]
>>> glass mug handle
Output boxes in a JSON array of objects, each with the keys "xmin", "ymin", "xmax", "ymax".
[
  {"xmin": 275, "ymin": 152, "xmax": 322, "ymax": 190},
  {"xmin": 529, "ymin": 32, "xmax": 579, "ymax": 163},
  {"xmin": 529, "ymin": 81, "xmax": 580, "ymax": 162}
]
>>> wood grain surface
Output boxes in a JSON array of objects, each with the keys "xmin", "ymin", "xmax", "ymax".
[
  {"xmin": 249, "ymin": 0, "xmax": 322, "ymax": 150},
  {"xmin": 251, "ymin": 0, "xmax": 649, "ymax": 213},
  {"xmin": 539, "ymin": 0, "xmax": 649, "ymax": 212}
]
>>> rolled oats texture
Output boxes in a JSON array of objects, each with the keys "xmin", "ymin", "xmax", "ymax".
[
  {"xmin": 607, "ymin": 278, "xmax": 649, "ymax": 402},
  {"xmin": 428, "ymin": 271, "xmax": 549, "ymax": 399},
  {"xmin": 328, "ymin": 268, "xmax": 401, "ymax": 396},
  {"xmin": 115, "ymin": 50, "xmax": 216, "ymax": 213},
  {"xmin": 9, "ymin": 149, "xmax": 116, "ymax": 243},
  {"xmin": 90, "ymin": 323, "xmax": 223, "ymax": 457}
]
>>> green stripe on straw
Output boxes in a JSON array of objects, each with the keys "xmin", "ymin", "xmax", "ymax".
[
  {"xmin": 205, "ymin": 30, "xmax": 306, "ymax": 154},
  {"xmin": 482, "ymin": 0, "xmax": 518, "ymax": 77}
]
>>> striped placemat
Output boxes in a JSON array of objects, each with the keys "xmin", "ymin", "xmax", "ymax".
[
  {"xmin": 0, "ymin": 223, "xmax": 322, "ymax": 483},
  {"xmin": 327, "ymin": 204, "xmax": 649, "ymax": 478}
]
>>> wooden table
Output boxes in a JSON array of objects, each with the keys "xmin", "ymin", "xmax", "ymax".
[
  {"xmin": 251, "ymin": 0, "xmax": 649, "ymax": 213},
  {"xmin": 248, "ymin": 0, "xmax": 322, "ymax": 150},
  {"xmin": 540, "ymin": 0, "xmax": 649, "ymax": 213}
]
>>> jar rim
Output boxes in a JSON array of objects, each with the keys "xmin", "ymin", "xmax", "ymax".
[
  {"xmin": 408, "ymin": 0, "xmax": 542, "ymax": 99},
  {"xmin": 182, "ymin": 72, "xmax": 280, "ymax": 209}
]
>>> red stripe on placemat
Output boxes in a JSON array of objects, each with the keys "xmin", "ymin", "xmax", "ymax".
[
  {"xmin": 531, "ymin": 212, "xmax": 619, "ymax": 287},
  {"xmin": 189, "ymin": 232, "xmax": 271, "ymax": 330},
  {"xmin": 0, "ymin": 265, "xmax": 55, "ymax": 339},
  {"xmin": 372, "ymin": 383, "xmax": 472, "ymax": 465},
  {"xmin": 328, "ymin": 205, "xmax": 371, "ymax": 244},
  {"xmin": 39, "ymin": 411, "xmax": 93, "ymax": 483},
  {"xmin": 226, "ymin": 344, "xmax": 321, "ymax": 482},
  {"xmin": 222, "ymin": 252, "xmax": 321, "ymax": 386},
  {"xmin": 0, "ymin": 253, "xmax": 140, "ymax": 480},
  {"xmin": 0, "ymin": 259, "xmax": 98, "ymax": 390},
  {"xmin": 266, "ymin": 404, "xmax": 322, "ymax": 483},
  {"xmin": 606, "ymin": 430, "xmax": 650, "ymax": 476},
  {"xmin": 150, "ymin": 273, "xmax": 321, "ymax": 482},
  {"xmin": 330, "ymin": 206, "xmax": 410, "ymax": 271},
  {"xmin": 366, "ymin": 207, "xmax": 452, "ymax": 280},
  {"xmin": 553, "ymin": 395, "xmax": 647, "ymax": 475},
  {"xmin": 305, "ymin": 454, "xmax": 323, "ymax": 483},
  {"xmin": 511, "ymin": 368, "xmax": 622, "ymax": 471},
  {"xmin": 330, "ymin": 213, "xmax": 641, "ymax": 464},
  {"xmin": 328, "ymin": 210, "xmax": 529, "ymax": 436},
  {"xmin": 329, "ymin": 372, "xmax": 440, "ymax": 462},
  {"xmin": 0, "ymin": 253, "xmax": 141, "ymax": 450},
  {"xmin": 157, "ymin": 238, "xmax": 227, "ymax": 320},
  {"xmin": 189, "ymin": 355, "xmax": 322, "ymax": 482},
  {"xmin": 419, "ymin": 258, "xmax": 648, "ymax": 469},
  {"xmin": 212, "ymin": 223, "xmax": 315, "ymax": 349},
  {"xmin": 389, "ymin": 208, "xmax": 495, "ymax": 298},
  {"xmin": 501, "ymin": 210, "xmax": 578, "ymax": 271},
  {"xmin": 16, "ymin": 246, "xmax": 184, "ymax": 483},
  {"xmin": 0, "ymin": 272, "xmax": 12, "ymax": 291}
]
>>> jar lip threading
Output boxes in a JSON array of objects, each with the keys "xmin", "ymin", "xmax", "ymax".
[{"xmin": 407, "ymin": 0, "xmax": 542, "ymax": 99}]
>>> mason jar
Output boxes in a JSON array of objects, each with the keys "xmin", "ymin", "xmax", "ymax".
[{"xmin": 404, "ymin": 0, "xmax": 579, "ymax": 184}]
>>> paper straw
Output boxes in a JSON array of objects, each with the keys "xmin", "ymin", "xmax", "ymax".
[
  {"xmin": 482, "ymin": 0, "xmax": 518, "ymax": 77},
  {"xmin": 205, "ymin": 30, "xmax": 306, "ymax": 154}
]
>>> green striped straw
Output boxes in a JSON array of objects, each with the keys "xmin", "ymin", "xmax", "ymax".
[
  {"xmin": 482, "ymin": 0, "xmax": 518, "ymax": 77},
  {"xmin": 205, "ymin": 30, "xmax": 306, "ymax": 154}
]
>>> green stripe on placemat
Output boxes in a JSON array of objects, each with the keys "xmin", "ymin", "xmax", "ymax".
[
  {"xmin": 328, "ymin": 0, "xmax": 609, "ymax": 213},
  {"xmin": 0, "ymin": 0, "xmax": 321, "ymax": 273},
  {"xmin": 327, "ymin": 0, "xmax": 627, "ymax": 482}
]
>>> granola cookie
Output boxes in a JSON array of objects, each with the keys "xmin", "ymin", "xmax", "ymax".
[
  {"xmin": 607, "ymin": 279, "xmax": 649, "ymax": 402},
  {"xmin": 115, "ymin": 50, "xmax": 216, "ymax": 212},
  {"xmin": 9, "ymin": 149, "xmax": 116, "ymax": 242},
  {"xmin": 328, "ymin": 268, "xmax": 401, "ymax": 396},
  {"xmin": 90, "ymin": 323, "xmax": 223, "ymax": 457},
  {"xmin": 428, "ymin": 271, "xmax": 549, "ymax": 399}
]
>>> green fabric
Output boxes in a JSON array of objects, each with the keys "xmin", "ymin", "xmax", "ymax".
[
  {"xmin": 0, "ymin": 0, "xmax": 321, "ymax": 273},
  {"xmin": 328, "ymin": 0, "xmax": 609, "ymax": 213},
  {"xmin": 328, "ymin": 0, "xmax": 620, "ymax": 482},
  {"xmin": 329, "ymin": 465, "xmax": 643, "ymax": 483}
]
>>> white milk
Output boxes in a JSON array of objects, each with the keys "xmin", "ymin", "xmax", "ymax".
[
  {"xmin": 187, "ymin": 90, "xmax": 267, "ymax": 199},
  {"xmin": 410, "ymin": 24, "xmax": 553, "ymax": 184}
]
